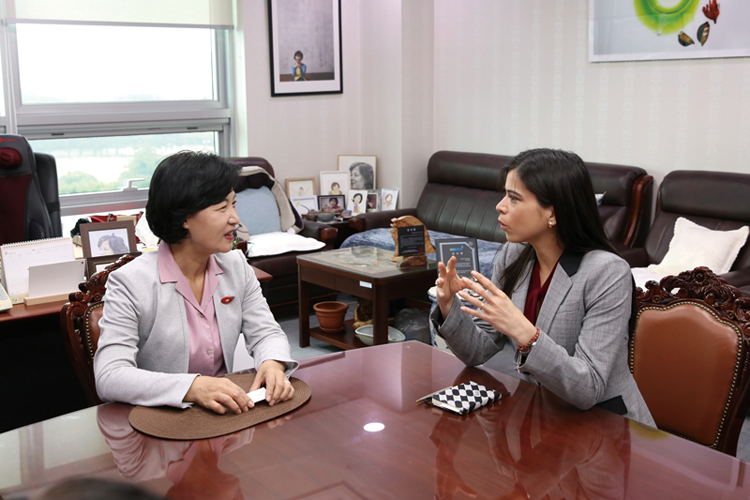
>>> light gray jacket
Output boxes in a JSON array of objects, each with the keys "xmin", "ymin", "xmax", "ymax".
[
  {"xmin": 94, "ymin": 249, "xmax": 298, "ymax": 408},
  {"xmin": 432, "ymin": 242, "xmax": 654, "ymax": 426}
]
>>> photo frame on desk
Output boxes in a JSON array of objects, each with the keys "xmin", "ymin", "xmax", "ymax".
[
  {"xmin": 286, "ymin": 177, "xmax": 316, "ymax": 198},
  {"xmin": 338, "ymin": 155, "xmax": 376, "ymax": 190},
  {"xmin": 268, "ymin": 0, "xmax": 343, "ymax": 96},
  {"xmin": 86, "ymin": 252, "xmax": 141, "ymax": 279},
  {"xmin": 80, "ymin": 221, "xmax": 137, "ymax": 259}
]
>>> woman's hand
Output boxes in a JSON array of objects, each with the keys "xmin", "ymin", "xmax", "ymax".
[
  {"xmin": 458, "ymin": 271, "xmax": 537, "ymax": 346},
  {"xmin": 184, "ymin": 376, "xmax": 251, "ymax": 415},
  {"xmin": 436, "ymin": 256, "xmax": 466, "ymax": 319},
  {"xmin": 249, "ymin": 360, "xmax": 294, "ymax": 406}
]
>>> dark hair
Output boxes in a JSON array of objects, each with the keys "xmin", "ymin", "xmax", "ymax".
[
  {"xmin": 329, "ymin": 197, "xmax": 338, "ymax": 204},
  {"xmin": 146, "ymin": 151, "xmax": 241, "ymax": 244},
  {"xmin": 499, "ymin": 148, "xmax": 614, "ymax": 298},
  {"xmin": 97, "ymin": 233, "xmax": 129, "ymax": 254},
  {"xmin": 353, "ymin": 193, "xmax": 363, "ymax": 202},
  {"xmin": 331, "ymin": 182, "xmax": 339, "ymax": 188},
  {"xmin": 40, "ymin": 478, "xmax": 166, "ymax": 500},
  {"xmin": 294, "ymin": 50, "xmax": 303, "ymax": 59},
  {"xmin": 349, "ymin": 162, "xmax": 374, "ymax": 187}
]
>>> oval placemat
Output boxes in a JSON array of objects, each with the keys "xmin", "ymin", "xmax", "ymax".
[{"xmin": 129, "ymin": 373, "xmax": 310, "ymax": 440}]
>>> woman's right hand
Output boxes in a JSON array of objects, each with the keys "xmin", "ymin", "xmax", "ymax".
[
  {"xmin": 436, "ymin": 256, "xmax": 464, "ymax": 320},
  {"xmin": 184, "ymin": 376, "xmax": 252, "ymax": 415}
]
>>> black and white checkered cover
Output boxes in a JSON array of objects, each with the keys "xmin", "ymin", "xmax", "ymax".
[{"xmin": 432, "ymin": 381, "xmax": 501, "ymax": 415}]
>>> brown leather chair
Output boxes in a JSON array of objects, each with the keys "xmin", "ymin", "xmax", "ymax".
[
  {"xmin": 630, "ymin": 267, "xmax": 750, "ymax": 456},
  {"xmin": 60, "ymin": 254, "xmax": 137, "ymax": 406},
  {"xmin": 617, "ymin": 170, "xmax": 750, "ymax": 294}
]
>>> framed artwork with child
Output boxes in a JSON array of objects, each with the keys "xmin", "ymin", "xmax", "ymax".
[{"xmin": 267, "ymin": 0, "xmax": 343, "ymax": 96}]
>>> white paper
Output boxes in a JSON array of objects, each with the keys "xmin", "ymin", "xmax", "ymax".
[{"xmin": 247, "ymin": 387, "xmax": 266, "ymax": 403}]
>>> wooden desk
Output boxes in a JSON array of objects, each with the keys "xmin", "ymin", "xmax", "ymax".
[
  {"xmin": 297, "ymin": 246, "xmax": 437, "ymax": 349},
  {"xmin": 1, "ymin": 341, "xmax": 747, "ymax": 499}
]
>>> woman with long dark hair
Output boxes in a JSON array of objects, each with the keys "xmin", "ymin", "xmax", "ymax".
[{"xmin": 432, "ymin": 148, "xmax": 654, "ymax": 425}]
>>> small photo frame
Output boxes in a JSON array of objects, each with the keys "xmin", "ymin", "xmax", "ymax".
[
  {"xmin": 80, "ymin": 221, "xmax": 137, "ymax": 259},
  {"xmin": 338, "ymin": 155, "xmax": 377, "ymax": 190},
  {"xmin": 380, "ymin": 188, "xmax": 398, "ymax": 211},
  {"xmin": 286, "ymin": 177, "xmax": 316, "ymax": 198},
  {"xmin": 290, "ymin": 196, "xmax": 318, "ymax": 215},
  {"xmin": 86, "ymin": 252, "xmax": 142, "ymax": 279},
  {"xmin": 319, "ymin": 170, "xmax": 350, "ymax": 199},
  {"xmin": 318, "ymin": 194, "xmax": 345, "ymax": 212},
  {"xmin": 366, "ymin": 191, "xmax": 380, "ymax": 212},
  {"xmin": 348, "ymin": 190, "xmax": 368, "ymax": 215},
  {"xmin": 268, "ymin": 0, "xmax": 343, "ymax": 96}
]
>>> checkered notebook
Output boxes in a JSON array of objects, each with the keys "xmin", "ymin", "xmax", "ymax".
[{"xmin": 418, "ymin": 381, "xmax": 503, "ymax": 415}]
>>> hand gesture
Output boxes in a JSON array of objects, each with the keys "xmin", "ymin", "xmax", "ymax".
[
  {"xmin": 436, "ymin": 256, "xmax": 465, "ymax": 319},
  {"xmin": 249, "ymin": 360, "xmax": 294, "ymax": 406},
  {"xmin": 457, "ymin": 271, "xmax": 537, "ymax": 346},
  {"xmin": 184, "ymin": 376, "xmax": 251, "ymax": 415}
]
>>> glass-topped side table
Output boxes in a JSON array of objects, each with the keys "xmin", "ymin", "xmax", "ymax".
[{"xmin": 297, "ymin": 246, "xmax": 438, "ymax": 349}]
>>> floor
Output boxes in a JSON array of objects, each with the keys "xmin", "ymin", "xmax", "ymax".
[{"xmin": 283, "ymin": 294, "xmax": 750, "ymax": 463}]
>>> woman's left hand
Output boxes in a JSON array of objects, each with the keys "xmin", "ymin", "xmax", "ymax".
[
  {"xmin": 249, "ymin": 360, "xmax": 294, "ymax": 406},
  {"xmin": 458, "ymin": 271, "xmax": 537, "ymax": 346}
]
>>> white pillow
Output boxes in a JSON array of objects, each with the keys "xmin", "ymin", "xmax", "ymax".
[
  {"xmin": 631, "ymin": 267, "xmax": 667, "ymax": 291},
  {"xmin": 648, "ymin": 217, "xmax": 749, "ymax": 276},
  {"xmin": 245, "ymin": 231, "xmax": 325, "ymax": 258}
]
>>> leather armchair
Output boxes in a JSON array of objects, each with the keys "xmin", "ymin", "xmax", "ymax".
[
  {"xmin": 617, "ymin": 170, "xmax": 750, "ymax": 292},
  {"xmin": 227, "ymin": 157, "xmax": 337, "ymax": 310}
]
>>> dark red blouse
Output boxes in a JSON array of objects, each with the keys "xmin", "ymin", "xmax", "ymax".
[{"xmin": 523, "ymin": 259, "xmax": 558, "ymax": 325}]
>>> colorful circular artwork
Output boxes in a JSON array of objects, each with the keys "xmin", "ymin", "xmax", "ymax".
[{"xmin": 633, "ymin": 0, "xmax": 700, "ymax": 35}]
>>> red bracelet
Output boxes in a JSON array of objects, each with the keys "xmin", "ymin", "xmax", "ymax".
[{"xmin": 517, "ymin": 328, "xmax": 540, "ymax": 353}]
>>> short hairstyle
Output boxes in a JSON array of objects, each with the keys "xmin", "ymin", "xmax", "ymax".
[
  {"xmin": 353, "ymin": 193, "xmax": 363, "ymax": 202},
  {"xmin": 329, "ymin": 197, "xmax": 338, "ymax": 204},
  {"xmin": 349, "ymin": 162, "xmax": 374, "ymax": 186},
  {"xmin": 294, "ymin": 50, "xmax": 303, "ymax": 59},
  {"xmin": 331, "ymin": 182, "xmax": 339, "ymax": 189},
  {"xmin": 97, "ymin": 233, "xmax": 129, "ymax": 254},
  {"xmin": 146, "ymin": 151, "xmax": 241, "ymax": 244}
]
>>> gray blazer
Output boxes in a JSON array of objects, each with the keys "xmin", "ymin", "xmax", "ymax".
[
  {"xmin": 94, "ymin": 249, "xmax": 298, "ymax": 408},
  {"xmin": 432, "ymin": 242, "xmax": 654, "ymax": 426}
]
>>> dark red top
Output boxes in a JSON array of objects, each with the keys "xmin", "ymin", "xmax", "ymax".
[{"xmin": 523, "ymin": 259, "xmax": 558, "ymax": 324}]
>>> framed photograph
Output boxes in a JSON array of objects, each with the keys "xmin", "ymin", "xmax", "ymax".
[
  {"xmin": 348, "ymin": 190, "xmax": 368, "ymax": 215},
  {"xmin": 86, "ymin": 252, "xmax": 142, "ymax": 279},
  {"xmin": 590, "ymin": 0, "xmax": 750, "ymax": 62},
  {"xmin": 338, "ymin": 155, "xmax": 377, "ymax": 190},
  {"xmin": 366, "ymin": 191, "xmax": 380, "ymax": 212},
  {"xmin": 317, "ymin": 194, "xmax": 345, "ymax": 212},
  {"xmin": 80, "ymin": 221, "xmax": 137, "ymax": 259},
  {"xmin": 286, "ymin": 177, "xmax": 316, "ymax": 198},
  {"xmin": 380, "ymin": 188, "xmax": 399, "ymax": 211},
  {"xmin": 268, "ymin": 0, "xmax": 343, "ymax": 96},
  {"xmin": 319, "ymin": 170, "xmax": 350, "ymax": 199},
  {"xmin": 290, "ymin": 196, "xmax": 318, "ymax": 215}
]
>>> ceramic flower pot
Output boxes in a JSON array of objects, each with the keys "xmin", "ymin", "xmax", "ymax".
[{"xmin": 313, "ymin": 301, "xmax": 348, "ymax": 333}]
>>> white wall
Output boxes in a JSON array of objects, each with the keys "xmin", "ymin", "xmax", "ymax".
[
  {"xmin": 432, "ymin": 0, "xmax": 750, "ymax": 187},
  {"xmin": 239, "ymin": 0, "xmax": 361, "ymax": 187}
]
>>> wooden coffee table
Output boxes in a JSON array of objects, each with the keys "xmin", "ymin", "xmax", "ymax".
[{"xmin": 297, "ymin": 246, "xmax": 438, "ymax": 349}]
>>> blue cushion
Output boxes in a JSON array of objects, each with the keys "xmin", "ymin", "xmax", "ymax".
[{"xmin": 236, "ymin": 187, "xmax": 281, "ymax": 236}]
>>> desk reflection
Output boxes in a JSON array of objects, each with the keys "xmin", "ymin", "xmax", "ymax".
[
  {"xmin": 430, "ymin": 368, "xmax": 630, "ymax": 500},
  {"xmin": 97, "ymin": 404, "xmax": 262, "ymax": 500}
]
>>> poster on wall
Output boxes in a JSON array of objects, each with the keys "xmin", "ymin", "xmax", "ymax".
[
  {"xmin": 267, "ymin": 0, "xmax": 343, "ymax": 96},
  {"xmin": 590, "ymin": 0, "xmax": 750, "ymax": 62}
]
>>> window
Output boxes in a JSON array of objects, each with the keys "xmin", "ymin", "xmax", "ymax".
[{"xmin": 1, "ymin": 2, "xmax": 234, "ymax": 215}]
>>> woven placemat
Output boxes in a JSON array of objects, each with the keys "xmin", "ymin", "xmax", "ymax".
[{"xmin": 128, "ymin": 373, "xmax": 310, "ymax": 440}]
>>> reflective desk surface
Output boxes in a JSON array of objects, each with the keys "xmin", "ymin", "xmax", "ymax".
[{"xmin": 1, "ymin": 341, "xmax": 748, "ymax": 499}]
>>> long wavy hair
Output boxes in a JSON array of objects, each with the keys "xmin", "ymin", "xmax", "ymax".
[{"xmin": 499, "ymin": 148, "xmax": 615, "ymax": 298}]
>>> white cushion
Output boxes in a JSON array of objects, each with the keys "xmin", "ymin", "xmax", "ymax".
[
  {"xmin": 648, "ymin": 217, "xmax": 749, "ymax": 276},
  {"xmin": 245, "ymin": 231, "xmax": 325, "ymax": 258},
  {"xmin": 631, "ymin": 267, "xmax": 667, "ymax": 291}
]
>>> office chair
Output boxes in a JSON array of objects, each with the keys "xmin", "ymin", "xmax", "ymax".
[
  {"xmin": 60, "ymin": 254, "xmax": 138, "ymax": 406},
  {"xmin": 0, "ymin": 134, "xmax": 61, "ymax": 245},
  {"xmin": 630, "ymin": 266, "xmax": 750, "ymax": 456}
]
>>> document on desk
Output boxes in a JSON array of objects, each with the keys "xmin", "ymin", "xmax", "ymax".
[{"xmin": 247, "ymin": 387, "xmax": 266, "ymax": 403}]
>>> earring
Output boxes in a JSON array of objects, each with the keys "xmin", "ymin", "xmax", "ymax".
[{"xmin": 548, "ymin": 220, "xmax": 554, "ymax": 228}]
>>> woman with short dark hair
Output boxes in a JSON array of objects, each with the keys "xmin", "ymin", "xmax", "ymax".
[
  {"xmin": 349, "ymin": 162, "xmax": 374, "ymax": 190},
  {"xmin": 95, "ymin": 151, "xmax": 297, "ymax": 414},
  {"xmin": 432, "ymin": 148, "xmax": 654, "ymax": 426}
]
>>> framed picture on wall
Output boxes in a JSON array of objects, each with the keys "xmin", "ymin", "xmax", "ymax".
[
  {"xmin": 80, "ymin": 221, "xmax": 137, "ymax": 259},
  {"xmin": 319, "ymin": 170, "xmax": 350, "ymax": 198},
  {"xmin": 286, "ymin": 177, "xmax": 317, "ymax": 198},
  {"xmin": 338, "ymin": 155, "xmax": 377, "ymax": 190},
  {"xmin": 267, "ymin": 0, "xmax": 343, "ymax": 96}
]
